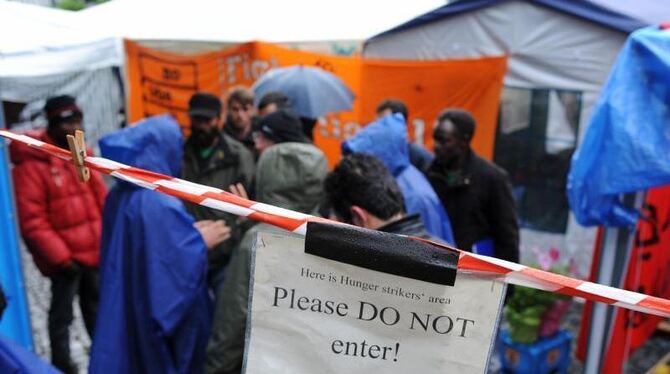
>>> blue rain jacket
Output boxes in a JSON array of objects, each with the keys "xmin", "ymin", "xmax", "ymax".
[
  {"xmin": 90, "ymin": 115, "xmax": 211, "ymax": 374},
  {"xmin": 568, "ymin": 26, "xmax": 670, "ymax": 226},
  {"xmin": 342, "ymin": 114, "xmax": 455, "ymax": 244},
  {"xmin": 0, "ymin": 336, "xmax": 59, "ymax": 373}
]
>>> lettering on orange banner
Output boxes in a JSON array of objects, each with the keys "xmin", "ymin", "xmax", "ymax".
[{"xmin": 125, "ymin": 39, "xmax": 507, "ymax": 166}]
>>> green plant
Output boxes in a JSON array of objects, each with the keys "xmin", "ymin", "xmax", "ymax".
[
  {"xmin": 505, "ymin": 246, "xmax": 576, "ymax": 344},
  {"xmin": 57, "ymin": 0, "xmax": 86, "ymax": 11},
  {"xmin": 505, "ymin": 286, "xmax": 561, "ymax": 344}
]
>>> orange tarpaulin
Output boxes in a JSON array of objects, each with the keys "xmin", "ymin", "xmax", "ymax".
[{"xmin": 125, "ymin": 39, "xmax": 507, "ymax": 166}]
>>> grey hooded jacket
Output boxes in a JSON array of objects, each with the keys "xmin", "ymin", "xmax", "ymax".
[{"xmin": 205, "ymin": 142, "xmax": 327, "ymax": 374}]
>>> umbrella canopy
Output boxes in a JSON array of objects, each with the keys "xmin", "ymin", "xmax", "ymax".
[{"xmin": 252, "ymin": 65, "xmax": 355, "ymax": 118}]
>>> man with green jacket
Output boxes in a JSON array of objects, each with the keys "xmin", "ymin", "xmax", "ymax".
[
  {"xmin": 182, "ymin": 92, "xmax": 255, "ymax": 287},
  {"xmin": 205, "ymin": 141, "xmax": 328, "ymax": 374}
]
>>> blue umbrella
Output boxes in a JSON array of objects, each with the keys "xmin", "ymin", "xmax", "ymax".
[{"xmin": 252, "ymin": 65, "xmax": 355, "ymax": 118}]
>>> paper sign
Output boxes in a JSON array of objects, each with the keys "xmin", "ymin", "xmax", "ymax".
[{"xmin": 244, "ymin": 232, "xmax": 505, "ymax": 373}]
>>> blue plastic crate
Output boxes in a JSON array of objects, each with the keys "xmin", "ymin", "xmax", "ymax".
[{"xmin": 498, "ymin": 329, "xmax": 572, "ymax": 374}]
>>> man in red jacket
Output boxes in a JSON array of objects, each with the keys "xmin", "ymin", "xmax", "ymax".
[{"xmin": 10, "ymin": 95, "xmax": 106, "ymax": 374}]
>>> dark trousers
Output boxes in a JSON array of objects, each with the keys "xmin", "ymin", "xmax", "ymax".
[{"xmin": 48, "ymin": 264, "xmax": 99, "ymax": 371}]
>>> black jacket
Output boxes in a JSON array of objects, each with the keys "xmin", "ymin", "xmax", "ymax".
[
  {"xmin": 427, "ymin": 151, "xmax": 519, "ymax": 263},
  {"xmin": 378, "ymin": 214, "xmax": 441, "ymax": 242},
  {"xmin": 182, "ymin": 131, "xmax": 255, "ymax": 272}
]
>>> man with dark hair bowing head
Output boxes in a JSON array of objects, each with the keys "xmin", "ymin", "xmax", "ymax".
[{"xmin": 325, "ymin": 153, "xmax": 438, "ymax": 241}]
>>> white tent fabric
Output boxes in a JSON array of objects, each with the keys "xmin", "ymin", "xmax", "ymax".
[
  {"xmin": 2, "ymin": 68, "xmax": 125, "ymax": 151},
  {"xmin": 364, "ymin": 1, "xmax": 627, "ymax": 93},
  {"xmin": 0, "ymin": 38, "xmax": 121, "ymax": 77},
  {"xmin": 0, "ymin": 1, "xmax": 124, "ymax": 150},
  {"xmin": 76, "ymin": 0, "xmax": 446, "ymax": 42},
  {"xmin": 0, "ymin": 0, "xmax": 446, "ymax": 150},
  {"xmin": 363, "ymin": 1, "xmax": 629, "ymax": 148},
  {"xmin": 0, "ymin": 1, "xmax": 122, "ymax": 77},
  {"xmin": 362, "ymin": 0, "xmax": 635, "ymax": 276}
]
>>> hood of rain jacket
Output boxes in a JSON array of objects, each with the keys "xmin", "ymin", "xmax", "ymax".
[{"xmin": 342, "ymin": 114, "xmax": 454, "ymax": 244}]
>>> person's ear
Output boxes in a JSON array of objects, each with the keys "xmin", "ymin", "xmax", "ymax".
[
  {"xmin": 350, "ymin": 206, "xmax": 369, "ymax": 228},
  {"xmin": 218, "ymin": 112, "xmax": 226, "ymax": 128},
  {"xmin": 460, "ymin": 137, "xmax": 470, "ymax": 150}
]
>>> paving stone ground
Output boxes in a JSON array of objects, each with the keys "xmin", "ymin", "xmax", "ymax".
[{"xmin": 21, "ymin": 243, "xmax": 90, "ymax": 373}]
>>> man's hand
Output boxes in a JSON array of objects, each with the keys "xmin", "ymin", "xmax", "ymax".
[
  {"xmin": 229, "ymin": 183, "xmax": 251, "ymax": 226},
  {"xmin": 194, "ymin": 220, "xmax": 214, "ymax": 230},
  {"xmin": 195, "ymin": 220, "xmax": 231, "ymax": 249},
  {"xmin": 229, "ymin": 183, "xmax": 249, "ymax": 200}
]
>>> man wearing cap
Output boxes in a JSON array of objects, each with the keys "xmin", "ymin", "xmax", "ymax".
[
  {"xmin": 182, "ymin": 92, "xmax": 255, "ymax": 289},
  {"xmin": 10, "ymin": 95, "xmax": 107, "ymax": 373},
  {"xmin": 427, "ymin": 108, "xmax": 519, "ymax": 263},
  {"xmin": 252, "ymin": 109, "xmax": 310, "ymax": 154}
]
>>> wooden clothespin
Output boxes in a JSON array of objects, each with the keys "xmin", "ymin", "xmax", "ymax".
[{"xmin": 66, "ymin": 130, "xmax": 90, "ymax": 182}]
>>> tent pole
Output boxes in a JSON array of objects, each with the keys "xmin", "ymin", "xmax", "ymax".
[{"xmin": 584, "ymin": 192, "xmax": 644, "ymax": 373}]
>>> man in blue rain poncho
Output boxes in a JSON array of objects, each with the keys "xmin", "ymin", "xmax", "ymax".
[
  {"xmin": 342, "ymin": 113, "xmax": 454, "ymax": 245},
  {"xmin": 90, "ymin": 115, "xmax": 230, "ymax": 373}
]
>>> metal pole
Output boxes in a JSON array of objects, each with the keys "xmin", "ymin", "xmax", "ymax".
[{"xmin": 584, "ymin": 192, "xmax": 645, "ymax": 373}]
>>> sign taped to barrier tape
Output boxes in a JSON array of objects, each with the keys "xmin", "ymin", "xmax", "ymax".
[{"xmin": 244, "ymin": 232, "xmax": 505, "ymax": 373}]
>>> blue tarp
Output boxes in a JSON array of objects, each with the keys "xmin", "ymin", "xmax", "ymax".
[
  {"xmin": 568, "ymin": 26, "xmax": 670, "ymax": 226},
  {"xmin": 369, "ymin": 0, "xmax": 669, "ymax": 42},
  {"xmin": 0, "ymin": 105, "xmax": 33, "ymax": 350}
]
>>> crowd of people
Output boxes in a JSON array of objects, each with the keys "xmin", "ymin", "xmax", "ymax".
[{"xmin": 8, "ymin": 87, "xmax": 520, "ymax": 373}]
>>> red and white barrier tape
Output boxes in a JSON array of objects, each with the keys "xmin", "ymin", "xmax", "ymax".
[{"xmin": 3, "ymin": 129, "xmax": 670, "ymax": 318}]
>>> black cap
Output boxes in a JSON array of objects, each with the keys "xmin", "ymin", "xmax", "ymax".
[
  {"xmin": 44, "ymin": 95, "xmax": 82, "ymax": 124},
  {"xmin": 188, "ymin": 92, "xmax": 222, "ymax": 119},
  {"xmin": 256, "ymin": 109, "xmax": 308, "ymax": 144}
]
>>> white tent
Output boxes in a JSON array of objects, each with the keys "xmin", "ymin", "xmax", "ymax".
[
  {"xmin": 1, "ymin": 0, "xmax": 446, "ymax": 144},
  {"xmin": 0, "ymin": 1, "xmax": 124, "ymax": 148},
  {"xmin": 0, "ymin": 0, "xmax": 120, "ymax": 77},
  {"xmin": 77, "ymin": 0, "xmax": 446, "ymax": 43},
  {"xmin": 73, "ymin": 0, "xmax": 446, "ymax": 55},
  {"xmin": 363, "ymin": 0, "xmax": 670, "ymax": 273}
]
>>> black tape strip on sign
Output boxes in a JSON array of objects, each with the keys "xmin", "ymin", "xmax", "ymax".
[{"xmin": 304, "ymin": 222, "xmax": 459, "ymax": 286}]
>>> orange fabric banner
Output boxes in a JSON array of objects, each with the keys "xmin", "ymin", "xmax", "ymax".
[{"xmin": 125, "ymin": 39, "xmax": 507, "ymax": 166}]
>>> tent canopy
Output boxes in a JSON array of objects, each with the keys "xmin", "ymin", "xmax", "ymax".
[
  {"xmin": 76, "ymin": 0, "xmax": 446, "ymax": 42},
  {"xmin": 0, "ymin": 0, "xmax": 120, "ymax": 77},
  {"xmin": 0, "ymin": 0, "xmax": 448, "ymax": 76},
  {"xmin": 371, "ymin": 0, "xmax": 670, "ymax": 41}
]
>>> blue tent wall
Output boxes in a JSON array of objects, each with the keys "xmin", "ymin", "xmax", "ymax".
[{"xmin": 0, "ymin": 103, "xmax": 33, "ymax": 349}]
